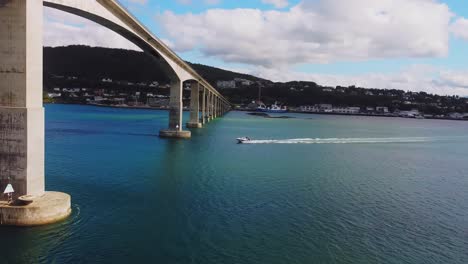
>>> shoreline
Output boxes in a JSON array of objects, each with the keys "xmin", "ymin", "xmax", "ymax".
[
  {"xmin": 45, "ymin": 103, "xmax": 468, "ymax": 122},
  {"xmin": 235, "ymin": 108, "xmax": 468, "ymax": 122}
]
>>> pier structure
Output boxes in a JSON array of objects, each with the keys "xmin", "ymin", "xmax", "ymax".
[{"xmin": 0, "ymin": 0, "xmax": 230, "ymax": 226}]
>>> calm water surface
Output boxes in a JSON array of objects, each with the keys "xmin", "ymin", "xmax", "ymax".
[{"xmin": 1, "ymin": 104, "xmax": 467, "ymax": 263}]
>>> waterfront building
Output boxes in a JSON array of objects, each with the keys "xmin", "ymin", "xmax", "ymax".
[
  {"xmin": 376, "ymin": 106, "xmax": 389, "ymax": 113},
  {"xmin": 319, "ymin": 104, "xmax": 333, "ymax": 110},
  {"xmin": 300, "ymin": 105, "xmax": 320, "ymax": 112},
  {"xmin": 332, "ymin": 107, "xmax": 360, "ymax": 114}
]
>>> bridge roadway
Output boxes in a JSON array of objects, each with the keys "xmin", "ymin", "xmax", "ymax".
[{"xmin": 0, "ymin": 0, "xmax": 231, "ymax": 225}]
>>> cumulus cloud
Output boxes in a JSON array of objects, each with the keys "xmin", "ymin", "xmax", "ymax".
[
  {"xmin": 450, "ymin": 18, "xmax": 468, "ymax": 40},
  {"xmin": 44, "ymin": 8, "xmax": 140, "ymax": 51},
  {"xmin": 262, "ymin": 0, "xmax": 289, "ymax": 8},
  {"xmin": 157, "ymin": 0, "xmax": 452, "ymax": 67}
]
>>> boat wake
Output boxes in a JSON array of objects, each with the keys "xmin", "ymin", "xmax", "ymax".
[{"xmin": 241, "ymin": 137, "xmax": 433, "ymax": 144}]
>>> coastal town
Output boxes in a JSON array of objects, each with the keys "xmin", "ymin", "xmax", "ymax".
[
  {"xmin": 43, "ymin": 46, "xmax": 468, "ymax": 121},
  {"xmin": 45, "ymin": 75, "xmax": 468, "ymax": 121}
]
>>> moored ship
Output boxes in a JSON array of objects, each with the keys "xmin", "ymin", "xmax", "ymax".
[{"xmin": 257, "ymin": 102, "xmax": 288, "ymax": 113}]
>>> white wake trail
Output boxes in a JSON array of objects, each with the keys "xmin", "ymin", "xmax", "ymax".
[{"xmin": 242, "ymin": 137, "xmax": 432, "ymax": 144}]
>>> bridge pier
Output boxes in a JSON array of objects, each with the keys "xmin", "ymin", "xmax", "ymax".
[
  {"xmin": 212, "ymin": 93, "xmax": 216, "ymax": 119},
  {"xmin": 186, "ymin": 82, "xmax": 202, "ymax": 128},
  {"xmin": 213, "ymin": 97, "xmax": 217, "ymax": 119},
  {"xmin": 201, "ymin": 86, "xmax": 206, "ymax": 125},
  {"xmin": 0, "ymin": 0, "xmax": 71, "ymax": 226},
  {"xmin": 160, "ymin": 80, "xmax": 191, "ymax": 138},
  {"xmin": 206, "ymin": 92, "xmax": 212, "ymax": 121}
]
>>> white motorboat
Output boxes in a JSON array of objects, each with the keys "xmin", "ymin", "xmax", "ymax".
[{"xmin": 236, "ymin": 137, "xmax": 251, "ymax": 144}]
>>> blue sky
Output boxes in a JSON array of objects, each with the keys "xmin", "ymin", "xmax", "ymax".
[{"xmin": 44, "ymin": 0, "xmax": 468, "ymax": 96}]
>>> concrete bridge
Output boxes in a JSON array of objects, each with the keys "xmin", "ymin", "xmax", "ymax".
[{"xmin": 0, "ymin": 0, "xmax": 230, "ymax": 225}]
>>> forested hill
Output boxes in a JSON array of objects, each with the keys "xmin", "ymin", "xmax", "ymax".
[{"xmin": 43, "ymin": 45, "xmax": 263, "ymax": 86}]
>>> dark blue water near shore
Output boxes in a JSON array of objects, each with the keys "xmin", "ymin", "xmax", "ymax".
[{"xmin": 1, "ymin": 104, "xmax": 467, "ymax": 263}]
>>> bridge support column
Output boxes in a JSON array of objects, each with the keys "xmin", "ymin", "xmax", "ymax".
[
  {"xmin": 218, "ymin": 99, "xmax": 221, "ymax": 117},
  {"xmin": 215, "ymin": 97, "xmax": 218, "ymax": 117},
  {"xmin": 214, "ymin": 96, "xmax": 218, "ymax": 119},
  {"xmin": 214, "ymin": 98, "xmax": 218, "ymax": 118},
  {"xmin": 207, "ymin": 92, "xmax": 213, "ymax": 121},
  {"xmin": 186, "ymin": 82, "xmax": 202, "ymax": 128},
  {"xmin": 0, "ymin": 0, "xmax": 71, "ymax": 226},
  {"xmin": 159, "ymin": 80, "xmax": 191, "ymax": 138},
  {"xmin": 201, "ymin": 86, "xmax": 206, "ymax": 125},
  {"xmin": 218, "ymin": 100, "xmax": 221, "ymax": 116}
]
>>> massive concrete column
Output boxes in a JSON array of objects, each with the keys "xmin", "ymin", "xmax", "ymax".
[
  {"xmin": 0, "ymin": 0, "xmax": 70, "ymax": 226},
  {"xmin": 186, "ymin": 82, "xmax": 201, "ymax": 128},
  {"xmin": 0, "ymin": 0, "xmax": 44, "ymax": 200},
  {"xmin": 201, "ymin": 86, "xmax": 206, "ymax": 125},
  {"xmin": 159, "ymin": 80, "xmax": 191, "ymax": 138}
]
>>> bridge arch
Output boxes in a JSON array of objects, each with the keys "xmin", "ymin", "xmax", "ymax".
[{"xmin": 43, "ymin": 0, "xmax": 184, "ymax": 82}]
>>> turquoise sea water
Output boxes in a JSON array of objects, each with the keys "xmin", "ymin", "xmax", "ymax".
[{"xmin": 1, "ymin": 104, "xmax": 467, "ymax": 263}]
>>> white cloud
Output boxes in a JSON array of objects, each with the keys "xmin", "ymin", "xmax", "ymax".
[
  {"xmin": 157, "ymin": 0, "xmax": 452, "ymax": 67},
  {"xmin": 128, "ymin": 0, "xmax": 148, "ymax": 5},
  {"xmin": 450, "ymin": 18, "xmax": 468, "ymax": 40},
  {"xmin": 438, "ymin": 70, "xmax": 468, "ymax": 88},
  {"xmin": 176, "ymin": 0, "xmax": 221, "ymax": 5},
  {"xmin": 44, "ymin": 8, "xmax": 140, "ymax": 51},
  {"xmin": 262, "ymin": 0, "xmax": 289, "ymax": 8},
  {"xmin": 252, "ymin": 65, "xmax": 468, "ymax": 96}
]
